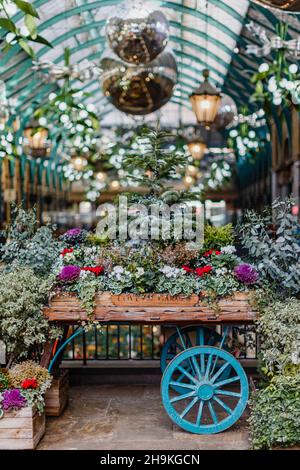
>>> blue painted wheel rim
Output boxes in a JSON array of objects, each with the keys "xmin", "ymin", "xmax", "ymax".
[{"xmin": 161, "ymin": 346, "xmax": 249, "ymax": 434}]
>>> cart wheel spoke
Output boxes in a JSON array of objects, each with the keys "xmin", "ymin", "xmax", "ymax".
[
  {"xmin": 210, "ymin": 361, "xmax": 231, "ymax": 384},
  {"xmin": 196, "ymin": 327, "xmax": 205, "ymax": 346},
  {"xmin": 180, "ymin": 396, "xmax": 199, "ymax": 419},
  {"xmin": 213, "ymin": 375, "xmax": 240, "ymax": 388},
  {"xmin": 208, "ymin": 401, "xmax": 218, "ymax": 425},
  {"xmin": 204, "ymin": 352, "xmax": 213, "ymax": 379},
  {"xmin": 177, "ymin": 365, "xmax": 198, "ymax": 385},
  {"xmin": 170, "ymin": 390, "xmax": 196, "ymax": 404},
  {"xmin": 213, "ymin": 396, "xmax": 232, "ymax": 415},
  {"xmin": 214, "ymin": 389, "xmax": 242, "ymax": 398},
  {"xmin": 196, "ymin": 400, "xmax": 204, "ymax": 426},
  {"xmin": 160, "ymin": 326, "xmax": 230, "ymax": 373},
  {"xmin": 169, "ymin": 381, "xmax": 196, "ymax": 391}
]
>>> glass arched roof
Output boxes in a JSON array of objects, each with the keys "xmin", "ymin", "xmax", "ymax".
[{"xmin": 1, "ymin": 0, "xmax": 300, "ymax": 128}]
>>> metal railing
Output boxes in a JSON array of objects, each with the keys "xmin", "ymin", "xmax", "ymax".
[{"xmin": 63, "ymin": 324, "xmax": 258, "ymax": 364}]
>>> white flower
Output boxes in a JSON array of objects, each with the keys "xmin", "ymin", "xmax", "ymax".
[
  {"xmin": 80, "ymin": 270, "xmax": 90, "ymax": 279},
  {"xmin": 58, "ymin": 102, "xmax": 67, "ymax": 112},
  {"xmin": 136, "ymin": 267, "xmax": 145, "ymax": 277},
  {"xmin": 285, "ymin": 81, "xmax": 295, "ymax": 91},
  {"xmin": 289, "ymin": 64, "xmax": 298, "ymax": 74},
  {"xmin": 221, "ymin": 245, "xmax": 236, "ymax": 254},
  {"xmin": 258, "ymin": 63, "xmax": 269, "ymax": 73},
  {"xmin": 113, "ymin": 266, "xmax": 124, "ymax": 274},
  {"xmin": 273, "ymin": 97, "xmax": 282, "ymax": 106},
  {"xmin": 268, "ymin": 77, "xmax": 277, "ymax": 93},
  {"xmin": 160, "ymin": 265, "xmax": 180, "ymax": 278}
]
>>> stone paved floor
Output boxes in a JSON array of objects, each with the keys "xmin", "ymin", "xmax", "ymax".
[{"xmin": 38, "ymin": 385, "xmax": 250, "ymax": 450}]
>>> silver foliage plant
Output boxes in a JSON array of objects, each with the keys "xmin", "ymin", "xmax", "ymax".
[{"xmin": 238, "ymin": 199, "xmax": 300, "ymax": 296}]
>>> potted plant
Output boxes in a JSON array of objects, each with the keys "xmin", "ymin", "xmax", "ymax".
[{"xmin": 0, "ymin": 362, "xmax": 51, "ymax": 449}]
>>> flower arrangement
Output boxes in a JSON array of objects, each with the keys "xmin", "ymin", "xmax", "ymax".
[
  {"xmin": 54, "ymin": 222, "xmax": 260, "ymax": 311},
  {"xmin": 0, "ymin": 361, "xmax": 52, "ymax": 416}
]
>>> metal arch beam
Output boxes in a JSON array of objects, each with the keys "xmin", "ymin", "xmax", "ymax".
[
  {"xmin": 10, "ymin": 35, "xmax": 234, "ymax": 112},
  {"xmin": 6, "ymin": 21, "xmax": 231, "ymax": 83},
  {"xmin": 2, "ymin": 0, "xmax": 242, "ymax": 75},
  {"xmin": 6, "ymin": 27, "xmax": 234, "ymax": 103}
]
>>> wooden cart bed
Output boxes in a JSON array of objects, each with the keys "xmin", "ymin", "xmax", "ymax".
[{"xmin": 44, "ymin": 291, "xmax": 257, "ymax": 325}]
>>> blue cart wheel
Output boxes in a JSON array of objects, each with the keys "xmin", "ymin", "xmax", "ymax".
[
  {"xmin": 160, "ymin": 326, "xmax": 228, "ymax": 372},
  {"xmin": 161, "ymin": 346, "xmax": 249, "ymax": 434}
]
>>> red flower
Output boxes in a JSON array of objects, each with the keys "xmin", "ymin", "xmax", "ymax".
[
  {"xmin": 61, "ymin": 248, "xmax": 74, "ymax": 257},
  {"xmin": 81, "ymin": 266, "xmax": 104, "ymax": 276},
  {"xmin": 195, "ymin": 265, "xmax": 213, "ymax": 277},
  {"xmin": 203, "ymin": 249, "xmax": 221, "ymax": 257},
  {"xmin": 21, "ymin": 378, "xmax": 38, "ymax": 389},
  {"xmin": 182, "ymin": 265, "xmax": 193, "ymax": 273}
]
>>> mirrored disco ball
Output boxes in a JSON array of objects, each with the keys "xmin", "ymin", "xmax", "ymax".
[
  {"xmin": 251, "ymin": 0, "xmax": 300, "ymax": 12},
  {"xmin": 106, "ymin": 0, "xmax": 169, "ymax": 64},
  {"xmin": 101, "ymin": 51, "xmax": 177, "ymax": 115},
  {"xmin": 212, "ymin": 94, "xmax": 237, "ymax": 130}
]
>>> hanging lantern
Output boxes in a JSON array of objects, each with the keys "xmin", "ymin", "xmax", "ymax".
[
  {"xmin": 106, "ymin": 0, "xmax": 169, "ymax": 64},
  {"xmin": 189, "ymin": 69, "xmax": 221, "ymax": 128},
  {"xmin": 101, "ymin": 51, "xmax": 177, "ymax": 115},
  {"xmin": 23, "ymin": 119, "xmax": 50, "ymax": 157},
  {"xmin": 251, "ymin": 0, "xmax": 300, "ymax": 12},
  {"xmin": 211, "ymin": 94, "xmax": 237, "ymax": 130},
  {"xmin": 187, "ymin": 139, "xmax": 207, "ymax": 160}
]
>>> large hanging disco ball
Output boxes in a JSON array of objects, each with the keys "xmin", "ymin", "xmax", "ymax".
[
  {"xmin": 101, "ymin": 51, "xmax": 177, "ymax": 115},
  {"xmin": 251, "ymin": 0, "xmax": 300, "ymax": 12},
  {"xmin": 211, "ymin": 94, "xmax": 237, "ymax": 130},
  {"xmin": 106, "ymin": 0, "xmax": 169, "ymax": 64}
]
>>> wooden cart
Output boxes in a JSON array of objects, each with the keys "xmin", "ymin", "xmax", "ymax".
[{"xmin": 43, "ymin": 291, "xmax": 256, "ymax": 435}]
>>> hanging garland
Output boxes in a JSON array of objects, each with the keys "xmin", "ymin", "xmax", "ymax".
[
  {"xmin": 250, "ymin": 23, "xmax": 300, "ymax": 111},
  {"xmin": 227, "ymin": 107, "xmax": 269, "ymax": 162}
]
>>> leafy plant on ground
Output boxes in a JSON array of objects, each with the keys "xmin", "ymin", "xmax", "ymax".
[
  {"xmin": 237, "ymin": 199, "xmax": 300, "ymax": 296},
  {"xmin": 253, "ymin": 297, "xmax": 300, "ymax": 375},
  {"xmin": 0, "ymin": 267, "xmax": 61, "ymax": 366},
  {"xmin": 249, "ymin": 373, "xmax": 300, "ymax": 449}
]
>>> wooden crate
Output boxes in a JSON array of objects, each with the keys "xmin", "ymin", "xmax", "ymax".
[
  {"xmin": 0, "ymin": 406, "xmax": 45, "ymax": 450},
  {"xmin": 45, "ymin": 369, "xmax": 69, "ymax": 416}
]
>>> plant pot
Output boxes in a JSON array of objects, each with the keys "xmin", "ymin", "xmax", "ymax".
[
  {"xmin": 111, "ymin": 292, "xmax": 199, "ymax": 307},
  {"xmin": 45, "ymin": 369, "xmax": 69, "ymax": 417},
  {"xmin": 0, "ymin": 406, "xmax": 45, "ymax": 449}
]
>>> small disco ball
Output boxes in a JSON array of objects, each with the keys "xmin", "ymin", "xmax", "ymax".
[
  {"xmin": 106, "ymin": 0, "xmax": 169, "ymax": 64},
  {"xmin": 101, "ymin": 51, "xmax": 177, "ymax": 115},
  {"xmin": 211, "ymin": 94, "xmax": 237, "ymax": 130},
  {"xmin": 251, "ymin": 0, "xmax": 300, "ymax": 12}
]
